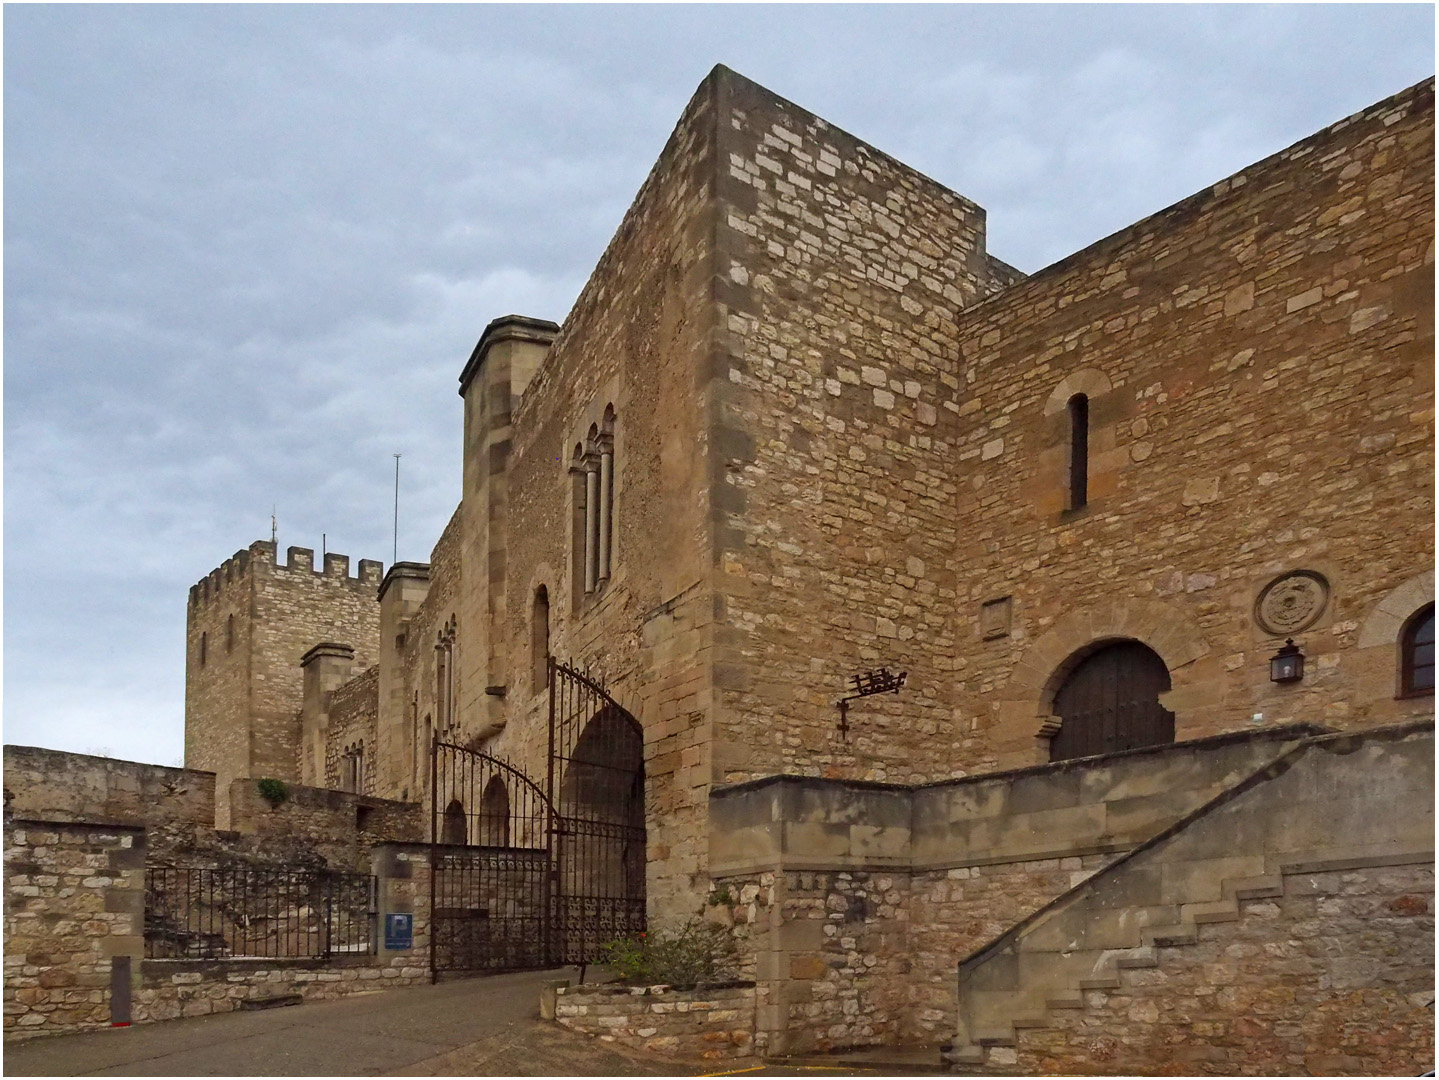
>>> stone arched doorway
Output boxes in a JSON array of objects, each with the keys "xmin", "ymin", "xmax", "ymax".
[
  {"xmin": 1048, "ymin": 640, "xmax": 1175, "ymax": 761},
  {"xmin": 557, "ymin": 706, "xmax": 645, "ymax": 915},
  {"xmin": 548, "ymin": 661, "xmax": 646, "ymax": 965}
]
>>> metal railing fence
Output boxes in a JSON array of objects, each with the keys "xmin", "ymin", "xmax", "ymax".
[{"xmin": 144, "ymin": 866, "xmax": 376, "ymax": 960}]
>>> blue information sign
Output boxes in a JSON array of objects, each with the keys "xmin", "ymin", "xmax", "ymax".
[{"xmin": 384, "ymin": 912, "xmax": 414, "ymax": 951}]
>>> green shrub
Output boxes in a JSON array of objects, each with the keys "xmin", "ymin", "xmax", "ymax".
[
  {"xmin": 599, "ymin": 918, "xmax": 741, "ymax": 987},
  {"xmin": 256, "ymin": 778, "xmax": 289, "ymax": 806}
]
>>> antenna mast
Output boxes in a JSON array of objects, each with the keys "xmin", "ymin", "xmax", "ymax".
[{"xmin": 393, "ymin": 453, "xmax": 402, "ymax": 565}]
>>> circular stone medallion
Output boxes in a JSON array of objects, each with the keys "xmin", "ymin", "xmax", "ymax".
[{"xmin": 1255, "ymin": 571, "xmax": 1330, "ymax": 635}]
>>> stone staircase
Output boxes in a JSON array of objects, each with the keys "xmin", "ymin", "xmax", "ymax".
[{"xmin": 945, "ymin": 722, "xmax": 1434, "ymax": 1072}]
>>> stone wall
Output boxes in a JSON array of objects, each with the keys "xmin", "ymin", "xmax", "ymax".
[
  {"xmin": 227, "ymin": 778, "xmax": 421, "ymax": 873},
  {"xmin": 1010, "ymin": 861, "xmax": 1434, "ymax": 1076},
  {"xmin": 134, "ymin": 955, "xmax": 430, "ymax": 1023},
  {"xmin": 3, "ymin": 819, "xmax": 145, "ymax": 1039},
  {"xmin": 3, "ymin": 747, "xmax": 214, "ymax": 828},
  {"xmin": 951, "ymin": 79, "xmax": 1434, "ymax": 771},
  {"xmin": 554, "ymin": 981, "xmax": 758, "ymax": 1060},
  {"xmin": 707, "ymin": 68, "xmax": 1012, "ymax": 788}
]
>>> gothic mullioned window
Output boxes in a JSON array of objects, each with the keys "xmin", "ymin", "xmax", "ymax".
[
  {"xmin": 342, "ymin": 742, "xmax": 364, "ymax": 793},
  {"xmin": 571, "ymin": 406, "xmax": 617, "ymax": 604},
  {"xmin": 436, "ymin": 617, "xmax": 457, "ymax": 736},
  {"xmin": 1401, "ymin": 604, "xmax": 1434, "ymax": 697}
]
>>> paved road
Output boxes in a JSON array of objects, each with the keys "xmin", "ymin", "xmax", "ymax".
[
  {"xmin": 3, "ymin": 969, "xmax": 699, "ymax": 1077},
  {"xmin": 3, "ymin": 969, "xmax": 903, "ymax": 1077}
]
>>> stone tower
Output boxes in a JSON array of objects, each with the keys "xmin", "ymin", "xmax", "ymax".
[{"xmin": 185, "ymin": 539, "xmax": 383, "ymax": 825}]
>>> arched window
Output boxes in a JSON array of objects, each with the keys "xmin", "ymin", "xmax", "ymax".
[
  {"xmin": 441, "ymin": 799, "xmax": 467, "ymax": 845},
  {"xmin": 532, "ymin": 586, "xmax": 550, "ymax": 692},
  {"xmin": 1401, "ymin": 604, "xmax": 1434, "ymax": 697},
  {"xmin": 1067, "ymin": 393, "xmax": 1089, "ymax": 511}
]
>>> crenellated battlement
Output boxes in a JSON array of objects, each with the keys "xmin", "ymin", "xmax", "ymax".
[{"xmin": 189, "ymin": 539, "xmax": 384, "ymax": 610}]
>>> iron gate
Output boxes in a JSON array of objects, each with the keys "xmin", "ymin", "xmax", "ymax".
[
  {"xmin": 429, "ymin": 748, "xmax": 554, "ymax": 974},
  {"xmin": 428, "ymin": 659, "xmax": 645, "ymax": 977}
]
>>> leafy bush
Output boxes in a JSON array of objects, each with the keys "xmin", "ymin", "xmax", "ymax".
[
  {"xmin": 599, "ymin": 918, "xmax": 740, "ymax": 987},
  {"xmin": 256, "ymin": 778, "xmax": 289, "ymax": 806}
]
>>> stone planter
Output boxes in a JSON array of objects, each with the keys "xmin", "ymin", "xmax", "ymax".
[{"xmin": 552, "ymin": 980, "xmax": 757, "ymax": 1060}]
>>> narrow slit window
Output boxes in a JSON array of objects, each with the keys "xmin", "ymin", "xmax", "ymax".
[
  {"xmin": 1068, "ymin": 393, "xmax": 1089, "ymax": 510},
  {"xmin": 532, "ymin": 585, "xmax": 550, "ymax": 692}
]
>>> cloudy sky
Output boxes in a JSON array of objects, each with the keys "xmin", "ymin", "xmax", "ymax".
[{"xmin": 4, "ymin": 5, "xmax": 1432, "ymax": 766}]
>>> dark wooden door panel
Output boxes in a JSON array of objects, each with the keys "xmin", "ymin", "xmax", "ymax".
[{"xmin": 1050, "ymin": 641, "xmax": 1174, "ymax": 762}]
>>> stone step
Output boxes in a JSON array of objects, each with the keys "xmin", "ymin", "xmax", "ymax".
[
  {"xmin": 1045, "ymin": 990, "xmax": 1085, "ymax": 1010},
  {"xmin": 1078, "ymin": 974, "xmax": 1121, "ymax": 990},
  {"xmin": 1142, "ymin": 923, "xmax": 1197, "ymax": 947},
  {"xmin": 1225, "ymin": 873, "xmax": 1283, "ymax": 900},
  {"xmin": 1114, "ymin": 946, "xmax": 1158, "ymax": 969},
  {"xmin": 1182, "ymin": 898, "xmax": 1241, "ymax": 924}
]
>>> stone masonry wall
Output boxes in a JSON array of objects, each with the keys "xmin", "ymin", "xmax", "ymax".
[
  {"xmin": 708, "ymin": 68, "xmax": 1014, "ymax": 787},
  {"xmin": 907, "ymin": 853, "xmax": 1118, "ymax": 1045},
  {"xmin": 384, "ymin": 512, "xmax": 460, "ymax": 816},
  {"xmin": 135, "ymin": 953, "xmax": 429, "ymax": 1023},
  {"xmin": 477, "ymin": 65, "xmax": 724, "ymax": 923},
  {"xmin": 554, "ymin": 981, "xmax": 758, "ymax": 1061},
  {"xmin": 3, "ymin": 747, "xmax": 214, "ymax": 829},
  {"xmin": 1009, "ymin": 861, "xmax": 1434, "ymax": 1076},
  {"xmin": 4, "ymin": 820, "xmax": 145, "ymax": 1039},
  {"xmin": 953, "ymin": 80, "xmax": 1434, "ymax": 771}
]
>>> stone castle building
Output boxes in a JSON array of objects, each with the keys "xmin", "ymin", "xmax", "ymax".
[{"xmin": 180, "ymin": 67, "xmax": 1434, "ymax": 1069}]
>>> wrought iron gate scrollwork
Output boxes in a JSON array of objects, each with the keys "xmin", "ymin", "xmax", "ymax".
[{"xmin": 428, "ymin": 658, "xmax": 645, "ymax": 978}]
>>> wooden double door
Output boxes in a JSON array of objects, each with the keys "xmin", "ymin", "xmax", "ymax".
[{"xmin": 1049, "ymin": 641, "xmax": 1174, "ymax": 762}]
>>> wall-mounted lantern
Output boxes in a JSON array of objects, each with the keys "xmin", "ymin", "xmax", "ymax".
[{"xmin": 1270, "ymin": 639, "xmax": 1305, "ymax": 683}]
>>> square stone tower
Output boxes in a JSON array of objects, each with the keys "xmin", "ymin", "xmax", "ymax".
[{"xmin": 185, "ymin": 540, "xmax": 383, "ymax": 825}]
